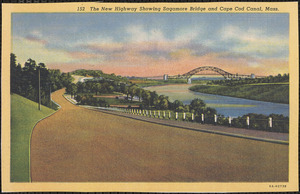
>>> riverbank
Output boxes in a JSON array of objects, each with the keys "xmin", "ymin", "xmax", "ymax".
[
  {"xmin": 189, "ymin": 83, "xmax": 289, "ymax": 104},
  {"xmin": 144, "ymin": 84, "xmax": 289, "ymax": 117},
  {"xmin": 130, "ymin": 79, "xmax": 207, "ymax": 87}
]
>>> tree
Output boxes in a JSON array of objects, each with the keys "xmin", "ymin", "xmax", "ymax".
[
  {"xmin": 171, "ymin": 100, "xmax": 183, "ymax": 111},
  {"xmin": 190, "ymin": 98, "xmax": 206, "ymax": 115},
  {"xmin": 94, "ymin": 83, "xmax": 102, "ymax": 95},
  {"xmin": 142, "ymin": 90, "xmax": 151, "ymax": 107},
  {"xmin": 158, "ymin": 97, "xmax": 169, "ymax": 110},
  {"xmin": 129, "ymin": 86, "xmax": 137, "ymax": 101},
  {"xmin": 204, "ymin": 107, "xmax": 217, "ymax": 120},
  {"xmin": 150, "ymin": 91, "xmax": 158, "ymax": 106},
  {"xmin": 10, "ymin": 53, "xmax": 78, "ymax": 109},
  {"xmin": 24, "ymin": 58, "xmax": 37, "ymax": 71},
  {"xmin": 94, "ymin": 71, "xmax": 102, "ymax": 78},
  {"xmin": 10, "ymin": 53, "xmax": 19, "ymax": 93},
  {"xmin": 60, "ymin": 72, "xmax": 74, "ymax": 87},
  {"xmin": 136, "ymin": 88, "xmax": 143, "ymax": 102},
  {"xmin": 66, "ymin": 83, "xmax": 77, "ymax": 98},
  {"xmin": 49, "ymin": 69, "xmax": 63, "ymax": 91},
  {"xmin": 123, "ymin": 85, "xmax": 130, "ymax": 99}
]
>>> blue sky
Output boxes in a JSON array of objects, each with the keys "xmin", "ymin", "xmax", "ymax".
[{"xmin": 12, "ymin": 13, "xmax": 289, "ymax": 76}]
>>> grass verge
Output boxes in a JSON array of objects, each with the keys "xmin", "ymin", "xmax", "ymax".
[{"xmin": 11, "ymin": 94, "xmax": 56, "ymax": 182}]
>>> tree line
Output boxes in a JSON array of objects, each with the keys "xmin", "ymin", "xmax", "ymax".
[
  {"xmin": 72, "ymin": 69, "xmax": 129, "ymax": 82},
  {"xmin": 10, "ymin": 53, "xmax": 73, "ymax": 108},
  {"xmin": 210, "ymin": 74, "xmax": 289, "ymax": 86}
]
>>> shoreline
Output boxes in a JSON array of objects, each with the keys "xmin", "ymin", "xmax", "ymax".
[
  {"xmin": 189, "ymin": 86, "xmax": 289, "ymax": 105},
  {"xmin": 143, "ymin": 84, "xmax": 289, "ymax": 105}
]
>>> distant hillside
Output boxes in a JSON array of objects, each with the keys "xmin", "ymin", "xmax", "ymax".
[
  {"xmin": 71, "ymin": 69, "xmax": 129, "ymax": 82},
  {"xmin": 189, "ymin": 83, "xmax": 289, "ymax": 104},
  {"xmin": 11, "ymin": 94, "xmax": 56, "ymax": 182}
]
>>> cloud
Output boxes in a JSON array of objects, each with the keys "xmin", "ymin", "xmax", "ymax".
[
  {"xmin": 125, "ymin": 24, "xmax": 167, "ymax": 43},
  {"xmin": 24, "ymin": 30, "xmax": 48, "ymax": 45},
  {"xmin": 174, "ymin": 28, "xmax": 201, "ymax": 43},
  {"xmin": 25, "ymin": 35, "xmax": 48, "ymax": 45},
  {"xmin": 220, "ymin": 25, "xmax": 289, "ymax": 59},
  {"xmin": 13, "ymin": 36, "xmax": 77, "ymax": 65},
  {"xmin": 82, "ymin": 42, "xmax": 124, "ymax": 54}
]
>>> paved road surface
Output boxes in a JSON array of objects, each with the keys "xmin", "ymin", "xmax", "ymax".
[
  {"xmin": 82, "ymin": 106, "xmax": 288, "ymax": 144},
  {"xmin": 30, "ymin": 89, "xmax": 288, "ymax": 182}
]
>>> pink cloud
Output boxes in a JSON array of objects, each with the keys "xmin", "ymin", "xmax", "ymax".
[
  {"xmin": 82, "ymin": 43, "xmax": 124, "ymax": 53},
  {"xmin": 67, "ymin": 51, "xmax": 99, "ymax": 59},
  {"xmin": 25, "ymin": 35, "xmax": 48, "ymax": 45}
]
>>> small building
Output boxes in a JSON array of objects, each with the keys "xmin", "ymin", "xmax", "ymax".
[{"xmin": 251, "ymin": 74, "xmax": 255, "ymax": 79}]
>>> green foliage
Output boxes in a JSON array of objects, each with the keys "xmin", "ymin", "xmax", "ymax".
[
  {"xmin": 189, "ymin": 84, "xmax": 289, "ymax": 104},
  {"xmin": 209, "ymin": 74, "xmax": 289, "ymax": 86},
  {"xmin": 190, "ymin": 98, "xmax": 206, "ymax": 115},
  {"xmin": 11, "ymin": 94, "xmax": 55, "ymax": 182},
  {"xmin": 66, "ymin": 83, "xmax": 77, "ymax": 98},
  {"xmin": 72, "ymin": 69, "xmax": 103, "ymax": 77},
  {"xmin": 72, "ymin": 69, "xmax": 129, "ymax": 82},
  {"xmin": 76, "ymin": 94, "xmax": 109, "ymax": 107},
  {"xmin": 230, "ymin": 113, "xmax": 289, "ymax": 133},
  {"xmin": 10, "ymin": 53, "xmax": 73, "ymax": 109}
]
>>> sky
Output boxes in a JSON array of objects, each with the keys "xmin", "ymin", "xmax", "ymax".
[{"xmin": 12, "ymin": 13, "xmax": 289, "ymax": 77}]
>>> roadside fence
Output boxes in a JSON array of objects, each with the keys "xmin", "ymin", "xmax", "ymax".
[{"xmin": 97, "ymin": 107, "xmax": 289, "ymax": 133}]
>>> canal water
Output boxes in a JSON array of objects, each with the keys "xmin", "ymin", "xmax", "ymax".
[{"xmin": 144, "ymin": 84, "xmax": 289, "ymax": 117}]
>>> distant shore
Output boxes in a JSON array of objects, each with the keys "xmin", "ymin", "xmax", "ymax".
[{"xmin": 189, "ymin": 83, "xmax": 289, "ymax": 104}]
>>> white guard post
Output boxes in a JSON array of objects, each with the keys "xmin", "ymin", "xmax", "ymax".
[
  {"xmin": 246, "ymin": 116, "xmax": 250, "ymax": 128},
  {"xmin": 269, "ymin": 117, "xmax": 272, "ymax": 128}
]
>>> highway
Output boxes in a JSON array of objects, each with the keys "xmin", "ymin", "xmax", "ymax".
[{"xmin": 30, "ymin": 89, "xmax": 288, "ymax": 182}]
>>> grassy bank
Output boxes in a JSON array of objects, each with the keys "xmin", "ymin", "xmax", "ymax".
[
  {"xmin": 189, "ymin": 83, "xmax": 289, "ymax": 104},
  {"xmin": 11, "ymin": 94, "xmax": 56, "ymax": 182}
]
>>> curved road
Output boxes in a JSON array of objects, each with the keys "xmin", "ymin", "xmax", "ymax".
[{"xmin": 31, "ymin": 89, "xmax": 288, "ymax": 182}]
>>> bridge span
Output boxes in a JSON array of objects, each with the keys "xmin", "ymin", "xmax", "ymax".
[{"xmin": 165, "ymin": 66, "xmax": 255, "ymax": 82}]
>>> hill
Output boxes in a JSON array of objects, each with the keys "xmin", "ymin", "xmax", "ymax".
[
  {"xmin": 189, "ymin": 83, "xmax": 289, "ymax": 104},
  {"xmin": 11, "ymin": 94, "xmax": 56, "ymax": 182}
]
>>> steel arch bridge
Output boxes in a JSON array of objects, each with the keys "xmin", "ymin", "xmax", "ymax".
[{"xmin": 182, "ymin": 66, "xmax": 236, "ymax": 79}]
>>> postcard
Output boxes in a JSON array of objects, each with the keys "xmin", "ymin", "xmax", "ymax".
[{"xmin": 1, "ymin": 2, "xmax": 299, "ymax": 192}]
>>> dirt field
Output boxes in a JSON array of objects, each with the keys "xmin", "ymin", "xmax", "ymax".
[{"xmin": 30, "ymin": 89, "xmax": 288, "ymax": 182}]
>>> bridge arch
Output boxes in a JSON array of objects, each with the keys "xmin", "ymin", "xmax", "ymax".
[{"xmin": 182, "ymin": 66, "xmax": 235, "ymax": 79}]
